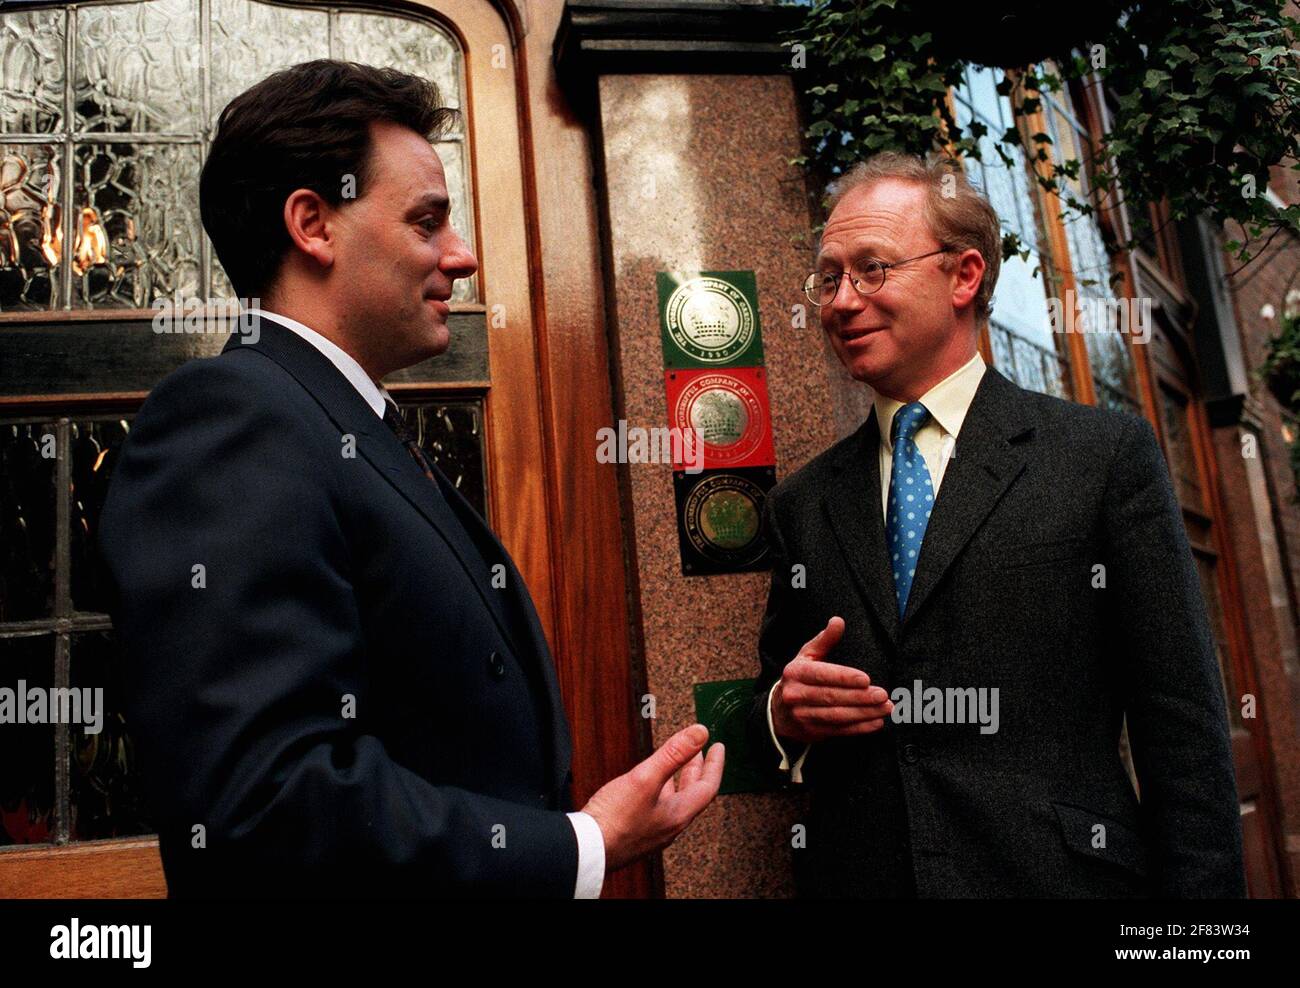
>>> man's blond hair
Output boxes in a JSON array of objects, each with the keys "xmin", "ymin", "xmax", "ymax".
[{"xmin": 826, "ymin": 151, "xmax": 1002, "ymax": 324}]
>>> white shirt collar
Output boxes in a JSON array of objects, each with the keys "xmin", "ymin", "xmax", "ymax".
[
  {"xmin": 874, "ymin": 351, "xmax": 986, "ymax": 448},
  {"xmin": 245, "ymin": 308, "xmax": 388, "ymax": 418}
]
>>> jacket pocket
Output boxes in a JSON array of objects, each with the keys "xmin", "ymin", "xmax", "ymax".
[{"xmin": 1052, "ymin": 801, "xmax": 1150, "ymax": 878}]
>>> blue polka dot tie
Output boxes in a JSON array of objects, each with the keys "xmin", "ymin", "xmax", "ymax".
[{"xmin": 885, "ymin": 401, "xmax": 934, "ymax": 616}]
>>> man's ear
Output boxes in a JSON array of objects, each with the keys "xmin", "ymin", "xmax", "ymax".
[
  {"xmin": 951, "ymin": 247, "xmax": 985, "ymax": 312},
  {"xmin": 282, "ymin": 188, "xmax": 337, "ymax": 272}
]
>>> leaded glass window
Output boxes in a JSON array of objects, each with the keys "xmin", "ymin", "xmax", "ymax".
[
  {"xmin": 0, "ymin": 0, "xmax": 474, "ymax": 312},
  {"xmin": 953, "ymin": 65, "xmax": 1074, "ymax": 401}
]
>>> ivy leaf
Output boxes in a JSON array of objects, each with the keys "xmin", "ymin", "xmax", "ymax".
[{"xmin": 1144, "ymin": 69, "xmax": 1172, "ymax": 89}]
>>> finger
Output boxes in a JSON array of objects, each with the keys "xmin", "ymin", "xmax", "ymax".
[
  {"xmin": 796, "ymin": 616, "xmax": 845, "ymax": 662},
  {"xmin": 639, "ymin": 723, "xmax": 709, "ymax": 790},
  {"xmin": 782, "ymin": 681, "xmax": 886, "ymax": 707},
  {"xmin": 678, "ymin": 749, "xmax": 705, "ymax": 790},
  {"xmin": 786, "ymin": 658, "xmax": 871, "ymax": 690},
  {"xmin": 672, "ymin": 742, "xmax": 725, "ymax": 822},
  {"xmin": 796, "ymin": 702, "xmax": 894, "ymax": 725},
  {"xmin": 816, "ymin": 717, "xmax": 890, "ymax": 737}
]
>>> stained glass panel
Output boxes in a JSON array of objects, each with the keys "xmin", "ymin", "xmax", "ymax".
[
  {"xmin": 73, "ymin": 142, "xmax": 202, "ymax": 307},
  {"xmin": 0, "ymin": 142, "xmax": 63, "ymax": 311},
  {"xmin": 70, "ymin": 629, "xmax": 152, "ymax": 840},
  {"xmin": 209, "ymin": 0, "xmax": 328, "ymax": 120},
  {"xmin": 0, "ymin": 7, "xmax": 66, "ymax": 134},
  {"xmin": 70, "ymin": 418, "xmax": 131, "ymax": 614},
  {"xmin": 399, "ymin": 399, "xmax": 487, "ymax": 518},
  {"xmin": 74, "ymin": 0, "xmax": 202, "ymax": 134},
  {"xmin": 0, "ymin": 635, "xmax": 56, "ymax": 846},
  {"xmin": 0, "ymin": 420, "xmax": 58, "ymax": 622}
]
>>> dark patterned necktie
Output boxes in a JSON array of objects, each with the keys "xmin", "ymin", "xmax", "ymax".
[{"xmin": 383, "ymin": 400, "xmax": 441, "ymax": 487}]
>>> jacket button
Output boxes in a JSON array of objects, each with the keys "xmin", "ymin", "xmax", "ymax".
[
  {"xmin": 901, "ymin": 743, "xmax": 919, "ymax": 764},
  {"xmin": 488, "ymin": 651, "xmax": 506, "ymax": 679}
]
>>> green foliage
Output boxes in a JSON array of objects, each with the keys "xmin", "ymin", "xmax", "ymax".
[{"xmin": 784, "ymin": 0, "xmax": 1300, "ymax": 264}]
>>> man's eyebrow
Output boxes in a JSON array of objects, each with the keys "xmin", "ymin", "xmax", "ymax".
[{"xmin": 407, "ymin": 193, "xmax": 449, "ymax": 216}]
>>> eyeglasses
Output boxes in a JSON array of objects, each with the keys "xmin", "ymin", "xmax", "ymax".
[{"xmin": 803, "ymin": 247, "xmax": 953, "ymax": 307}]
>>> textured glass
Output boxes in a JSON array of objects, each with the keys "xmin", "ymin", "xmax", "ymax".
[
  {"xmin": 74, "ymin": 0, "xmax": 201, "ymax": 133},
  {"xmin": 0, "ymin": 8, "xmax": 66, "ymax": 134},
  {"xmin": 70, "ymin": 418, "xmax": 132, "ymax": 614},
  {"xmin": 400, "ymin": 399, "xmax": 487, "ymax": 518},
  {"xmin": 0, "ymin": 420, "xmax": 58, "ymax": 622},
  {"xmin": 335, "ymin": 11, "xmax": 461, "ymax": 112},
  {"xmin": 209, "ymin": 0, "xmax": 327, "ymax": 121},
  {"xmin": 434, "ymin": 141, "xmax": 476, "ymax": 303},
  {"xmin": 0, "ymin": 142, "xmax": 62, "ymax": 310},
  {"xmin": 70, "ymin": 629, "xmax": 152, "ymax": 841},
  {"xmin": 0, "ymin": 635, "xmax": 56, "ymax": 846},
  {"xmin": 73, "ymin": 142, "xmax": 202, "ymax": 307}
]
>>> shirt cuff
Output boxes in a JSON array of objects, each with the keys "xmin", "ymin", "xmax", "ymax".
[
  {"xmin": 566, "ymin": 811, "xmax": 606, "ymax": 899},
  {"xmin": 766, "ymin": 681, "xmax": 811, "ymax": 783}
]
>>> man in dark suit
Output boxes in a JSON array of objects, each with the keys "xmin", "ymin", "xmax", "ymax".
[
  {"xmin": 749, "ymin": 151, "xmax": 1244, "ymax": 898},
  {"xmin": 99, "ymin": 60, "xmax": 721, "ymax": 898}
]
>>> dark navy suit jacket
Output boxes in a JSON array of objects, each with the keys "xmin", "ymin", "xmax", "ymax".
[{"xmin": 100, "ymin": 315, "xmax": 578, "ymax": 897}]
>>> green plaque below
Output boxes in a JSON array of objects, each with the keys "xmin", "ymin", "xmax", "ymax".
[{"xmin": 693, "ymin": 677, "xmax": 786, "ymax": 795}]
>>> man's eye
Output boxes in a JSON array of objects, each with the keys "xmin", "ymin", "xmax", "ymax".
[{"xmin": 418, "ymin": 217, "xmax": 440, "ymax": 233}]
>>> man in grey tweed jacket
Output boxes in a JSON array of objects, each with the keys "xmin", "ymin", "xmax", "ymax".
[{"xmin": 749, "ymin": 152, "xmax": 1244, "ymax": 898}]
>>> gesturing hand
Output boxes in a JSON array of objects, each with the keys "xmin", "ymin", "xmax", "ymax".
[
  {"xmin": 580, "ymin": 724, "xmax": 724, "ymax": 873},
  {"xmin": 771, "ymin": 616, "xmax": 893, "ymax": 743}
]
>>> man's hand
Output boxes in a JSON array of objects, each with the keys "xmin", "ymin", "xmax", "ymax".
[
  {"xmin": 581, "ymin": 724, "xmax": 724, "ymax": 873},
  {"xmin": 771, "ymin": 616, "xmax": 893, "ymax": 744}
]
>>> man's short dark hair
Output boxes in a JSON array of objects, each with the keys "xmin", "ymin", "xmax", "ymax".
[{"xmin": 200, "ymin": 59, "xmax": 458, "ymax": 300}]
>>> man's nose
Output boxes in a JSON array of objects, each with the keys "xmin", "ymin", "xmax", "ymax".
[{"xmin": 442, "ymin": 229, "xmax": 478, "ymax": 279}]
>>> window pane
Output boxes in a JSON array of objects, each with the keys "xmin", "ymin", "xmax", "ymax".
[
  {"xmin": 209, "ymin": 0, "xmax": 328, "ymax": 120},
  {"xmin": 70, "ymin": 418, "xmax": 132, "ymax": 614},
  {"xmin": 74, "ymin": 0, "xmax": 201, "ymax": 134},
  {"xmin": 1041, "ymin": 84, "xmax": 1142, "ymax": 414},
  {"xmin": 0, "ymin": 7, "xmax": 66, "ymax": 134},
  {"xmin": 70, "ymin": 629, "xmax": 152, "ymax": 841},
  {"xmin": 73, "ymin": 142, "xmax": 202, "ymax": 308},
  {"xmin": 0, "ymin": 420, "xmax": 58, "ymax": 622},
  {"xmin": 954, "ymin": 66, "xmax": 1070, "ymax": 397},
  {"xmin": 434, "ymin": 141, "xmax": 477, "ymax": 304},
  {"xmin": 0, "ymin": 143, "xmax": 63, "ymax": 311},
  {"xmin": 335, "ymin": 11, "xmax": 461, "ymax": 113},
  {"xmin": 0, "ymin": 635, "xmax": 56, "ymax": 846}
]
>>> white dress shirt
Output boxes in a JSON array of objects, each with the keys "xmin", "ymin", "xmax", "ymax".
[
  {"xmin": 768, "ymin": 351, "xmax": 987, "ymax": 782},
  {"xmin": 244, "ymin": 308, "xmax": 606, "ymax": 898}
]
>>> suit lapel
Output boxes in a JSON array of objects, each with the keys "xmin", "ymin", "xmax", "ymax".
[
  {"xmin": 822, "ymin": 411, "xmax": 903, "ymax": 651},
  {"xmin": 900, "ymin": 365, "xmax": 1032, "ymax": 625},
  {"xmin": 221, "ymin": 319, "xmax": 544, "ymax": 676}
]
